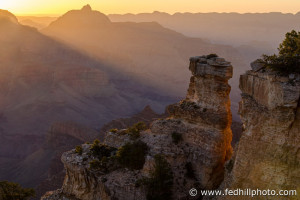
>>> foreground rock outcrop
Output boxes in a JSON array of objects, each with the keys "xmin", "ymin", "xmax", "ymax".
[
  {"xmin": 42, "ymin": 55, "xmax": 233, "ymax": 200},
  {"xmin": 219, "ymin": 69, "xmax": 300, "ymax": 199}
]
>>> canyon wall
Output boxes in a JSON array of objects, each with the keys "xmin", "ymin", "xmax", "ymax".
[
  {"xmin": 220, "ymin": 70, "xmax": 300, "ymax": 200},
  {"xmin": 42, "ymin": 55, "xmax": 233, "ymax": 200}
]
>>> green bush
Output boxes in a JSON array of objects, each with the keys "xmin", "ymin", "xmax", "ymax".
[
  {"xmin": 89, "ymin": 156, "xmax": 117, "ymax": 172},
  {"xmin": 171, "ymin": 132, "xmax": 182, "ymax": 144},
  {"xmin": 75, "ymin": 145, "xmax": 83, "ymax": 155},
  {"xmin": 94, "ymin": 139, "xmax": 100, "ymax": 145},
  {"xmin": 137, "ymin": 154, "xmax": 173, "ymax": 200},
  {"xmin": 126, "ymin": 122, "xmax": 148, "ymax": 140},
  {"xmin": 116, "ymin": 141, "xmax": 148, "ymax": 170},
  {"xmin": 109, "ymin": 128, "xmax": 118, "ymax": 133},
  {"xmin": 0, "ymin": 181, "xmax": 35, "ymax": 200},
  {"xmin": 207, "ymin": 53, "xmax": 218, "ymax": 59},
  {"xmin": 260, "ymin": 30, "xmax": 300, "ymax": 75},
  {"xmin": 133, "ymin": 122, "xmax": 147, "ymax": 131},
  {"xmin": 89, "ymin": 159, "xmax": 102, "ymax": 170},
  {"xmin": 90, "ymin": 139, "xmax": 116, "ymax": 159},
  {"xmin": 128, "ymin": 127, "xmax": 140, "ymax": 140}
]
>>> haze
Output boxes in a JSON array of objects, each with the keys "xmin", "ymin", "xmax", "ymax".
[
  {"xmin": 2, "ymin": 0, "xmax": 300, "ymax": 15},
  {"xmin": 0, "ymin": 1, "xmax": 299, "ymax": 199}
]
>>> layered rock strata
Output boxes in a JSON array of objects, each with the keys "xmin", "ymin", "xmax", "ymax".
[
  {"xmin": 42, "ymin": 55, "xmax": 233, "ymax": 200},
  {"xmin": 219, "ymin": 70, "xmax": 300, "ymax": 200}
]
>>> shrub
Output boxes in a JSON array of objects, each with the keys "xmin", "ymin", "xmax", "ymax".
[
  {"xmin": 138, "ymin": 154, "xmax": 173, "ymax": 200},
  {"xmin": 171, "ymin": 132, "xmax": 182, "ymax": 144},
  {"xmin": 0, "ymin": 181, "xmax": 35, "ymax": 200},
  {"xmin": 207, "ymin": 53, "xmax": 218, "ymax": 59},
  {"xmin": 128, "ymin": 127, "xmax": 140, "ymax": 140},
  {"xmin": 116, "ymin": 141, "xmax": 148, "ymax": 170},
  {"xmin": 94, "ymin": 139, "xmax": 100, "ymax": 145},
  {"xmin": 90, "ymin": 139, "xmax": 116, "ymax": 159},
  {"xmin": 109, "ymin": 128, "xmax": 118, "ymax": 133},
  {"xmin": 75, "ymin": 145, "xmax": 83, "ymax": 155},
  {"xmin": 133, "ymin": 122, "xmax": 147, "ymax": 131},
  {"xmin": 89, "ymin": 155, "xmax": 118, "ymax": 172},
  {"xmin": 89, "ymin": 159, "xmax": 102, "ymax": 170},
  {"xmin": 260, "ymin": 30, "xmax": 300, "ymax": 75},
  {"xmin": 126, "ymin": 122, "xmax": 148, "ymax": 140}
]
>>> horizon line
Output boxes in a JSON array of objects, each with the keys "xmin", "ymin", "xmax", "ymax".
[{"xmin": 14, "ymin": 10, "xmax": 300, "ymax": 17}]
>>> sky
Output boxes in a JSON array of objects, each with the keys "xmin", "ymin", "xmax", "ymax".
[{"xmin": 0, "ymin": 0, "xmax": 300, "ymax": 16}]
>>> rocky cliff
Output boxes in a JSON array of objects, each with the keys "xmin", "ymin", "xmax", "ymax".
[
  {"xmin": 219, "ymin": 68, "xmax": 300, "ymax": 199},
  {"xmin": 41, "ymin": 55, "xmax": 233, "ymax": 200}
]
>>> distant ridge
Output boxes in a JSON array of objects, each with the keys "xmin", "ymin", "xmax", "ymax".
[
  {"xmin": 0, "ymin": 9, "xmax": 18, "ymax": 23},
  {"xmin": 47, "ymin": 5, "xmax": 110, "ymax": 28},
  {"xmin": 108, "ymin": 11, "xmax": 300, "ymax": 48},
  {"xmin": 81, "ymin": 4, "xmax": 92, "ymax": 12},
  {"xmin": 0, "ymin": 7, "xmax": 177, "ymax": 194}
]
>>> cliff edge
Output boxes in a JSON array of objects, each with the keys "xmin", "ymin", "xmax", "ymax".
[
  {"xmin": 219, "ymin": 69, "xmax": 300, "ymax": 199},
  {"xmin": 41, "ymin": 55, "xmax": 233, "ymax": 200}
]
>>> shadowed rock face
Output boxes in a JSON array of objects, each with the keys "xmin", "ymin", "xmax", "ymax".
[
  {"xmin": 42, "ymin": 55, "xmax": 233, "ymax": 200},
  {"xmin": 218, "ymin": 70, "xmax": 300, "ymax": 200}
]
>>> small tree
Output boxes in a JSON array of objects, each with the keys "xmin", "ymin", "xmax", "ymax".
[
  {"xmin": 90, "ymin": 139, "xmax": 116, "ymax": 159},
  {"xmin": 126, "ymin": 122, "xmax": 148, "ymax": 140},
  {"xmin": 109, "ymin": 128, "xmax": 118, "ymax": 133},
  {"xmin": 116, "ymin": 141, "xmax": 148, "ymax": 170},
  {"xmin": 0, "ymin": 181, "xmax": 35, "ymax": 200},
  {"xmin": 260, "ymin": 30, "xmax": 300, "ymax": 75},
  {"xmin": 75, "ymin": 145, "xmax": 83, "ymax": 155},
  {"xmin": 143, "ymin": 154, "xmax": 173, "ymax": 200}
]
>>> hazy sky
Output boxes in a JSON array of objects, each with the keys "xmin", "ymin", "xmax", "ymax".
[{"xmin": 1, "ymin": 0, "xmax": 300, "ymax": 15}]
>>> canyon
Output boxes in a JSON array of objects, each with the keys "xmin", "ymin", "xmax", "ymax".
[
  {"xmin": 41, "ymin": 5, "xmax": 248, "ymax": 120},
  {"xmin": 41, "ymin": 55, "xmax": 234, "ymax": 199},
  {"xmin": 0, "ymin": 8, "xmax": 177, "ymax": 190},
  {"xmin": 42, "ymin": 56, "xmax": 300, "ymax": 200},
  {"xmin": 1, "ymin": 5, "xmax": 299, "ymax": 200},
  {"xmin": 0, "ymin": 5, "xmax": 248, "ymax": 194}
]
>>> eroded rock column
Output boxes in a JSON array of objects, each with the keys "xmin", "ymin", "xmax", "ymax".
[{"xmin": 165, "ymin": 55, "xmax": 233, "ymax": 188}]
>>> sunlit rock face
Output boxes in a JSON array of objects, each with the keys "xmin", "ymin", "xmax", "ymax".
[
  {"xmin": 219, "ymin": 70, "xmax": 300, "ymax": 200},
  {"xmin": 41, "ymin": 55, "xmax": 233, "ymax": 200},
  {"xmin": 167, "ymin": 55, "xmax": 233, "ymax": 188}
]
